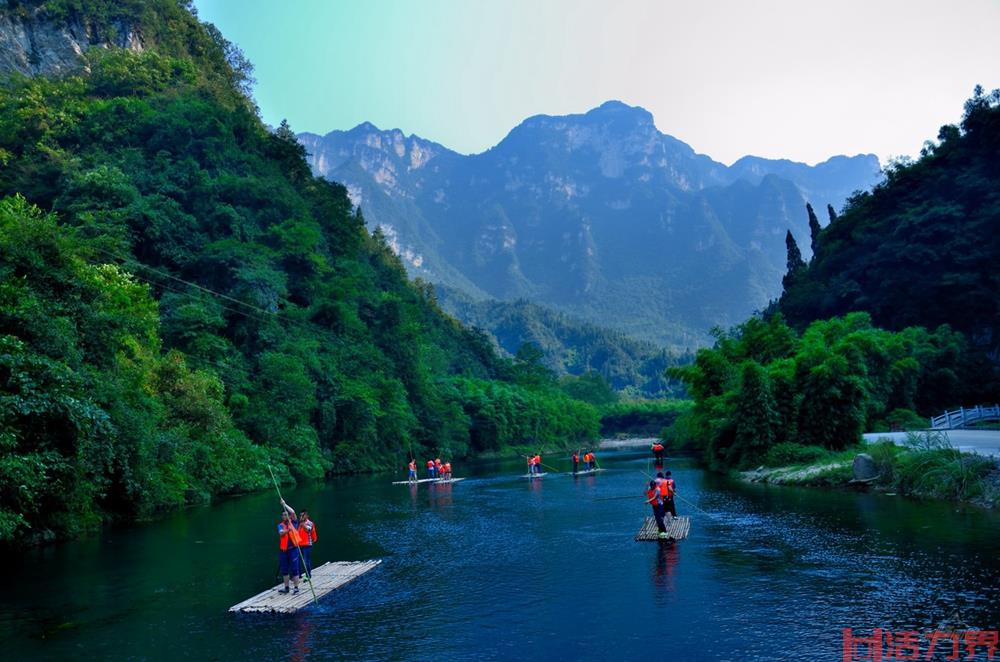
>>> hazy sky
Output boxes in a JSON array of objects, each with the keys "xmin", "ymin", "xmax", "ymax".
[{"xmin": 193, "ymin": 0, "xmax": 1000, "ymax": 165}]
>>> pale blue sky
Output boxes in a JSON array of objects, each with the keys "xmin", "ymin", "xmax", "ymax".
[{"xmin": 193, "ymin": 0, "xmax": 1000, "ymax": 165}]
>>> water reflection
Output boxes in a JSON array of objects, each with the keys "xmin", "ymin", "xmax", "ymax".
[
  {"xmin": 289, "ymin": 614, "xmax": 315, "ymax": 662},
  {"xmin": 652, "ymin": 541, "xmax": 680, "ymax": 592},
  {"xmin": 429, "ymin": 481, "xmax": 453, "ymax": 509}
]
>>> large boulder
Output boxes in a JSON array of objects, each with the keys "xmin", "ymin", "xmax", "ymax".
[{"xmin": 852, "ymin": 453, "xmax": 879, "ymax": 481}]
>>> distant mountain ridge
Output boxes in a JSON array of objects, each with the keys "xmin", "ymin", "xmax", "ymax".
[{"xmin": 299, "ymin": 101, "xmax": 881, "ymax": 347}]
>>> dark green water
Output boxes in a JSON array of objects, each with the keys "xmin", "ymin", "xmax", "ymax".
[{"xmin": 4, "ymin": 449, "xmax": 999, "ymax": 660}]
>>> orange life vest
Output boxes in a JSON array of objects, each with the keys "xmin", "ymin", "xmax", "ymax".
[
  {"xmin": 427, "ymin": 460, "xmax": 434, "ymax": 469},
  {"xmin": 646, "ymin": 488, "xmax": 660, "ymax": 505},
  {"xmin": 278, "ymin": 521, "xmax": 298, "ymax": 551},
  {"xmin": 533, "ymin": 455, "xmax": 541, "ymax": 465},
  {"xmin": 443, "ymin": 462, "xmax": 451, "ymax": 472},
  {"xmin": 659, "ymin": 481, "xmax": 670, "ymax": 499},
  {"xmin": 299, "ymin": 519, "xmax": 316, "ymax": 545},
  {"xmin": 435, "ymin": 459, "xmax": 442, "ymax": 468},
  {"xmin": 298, "ymin": 523, "xmax": 310, "ymax": 546},
  {"xmin": 409, "ymin": 460, "xmax": 416, "ymax": 471},
  {"xmin": 652, "ymin": 443, "xmax": 664, "ymax": 452},
  {"xmin": 665, "ymin": 478, "xmax": 675, "ymax": 497}
]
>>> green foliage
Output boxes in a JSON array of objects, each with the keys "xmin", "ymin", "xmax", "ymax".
[
  {"xmin": 779, "ymin": 87, "xmax": 1000, "ymax": 377},
  {"xmin": 0, "ymin": 5, "xmax": 602, "ymax": 541},
  {"xmin": 436, "ymin": 289, "xmax": 692, "ymax": 398},
  {"xmin": 601, "ymin": 399, "xmax": 691, "ymax": 436},
  {"xmin": 763, "ymin": 443, "xmax": 828, "ymax": 468},
  {"xmin": 560, "ymin": 371, "xmax": 618, "ymax": 406},
  {"xmin": 0, "ymin": 196, "xmax": 267, "ymax": 540},
  {"xmin": 892, "ymin": 435, "xmax": 992, "ymax": 502},
  {"xmin": 731, "ymin": 361, "xmax": 781, "ymax": 467},
  {"xmin": 668, "ymin": 312, "xmax": 989, "ymax": 470}
]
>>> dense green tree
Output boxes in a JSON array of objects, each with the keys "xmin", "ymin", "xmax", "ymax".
[
  {"xmin": 732, "ymin": 361, "xmax": 780, "ymax": 466},
  {"xmin": 806, "ymin": 203, "xmax": 821, "ymax": 256},
  {"xmin": 667, "ymin": 312, "xmax": 991, "ymax": 469},
  {"xmin": 779, "ymin": 87, "xmax": 1000, "ymax": 372}
]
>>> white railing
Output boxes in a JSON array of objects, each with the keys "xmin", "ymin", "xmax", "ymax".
[{"xmin": 929, "ymin": 404, "xmax": 1000, "ymax": 430}]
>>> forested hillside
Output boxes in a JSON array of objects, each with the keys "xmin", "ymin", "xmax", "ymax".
[
  {"xmin": 437, "ymin": 287, "xmax": 690, "ymax": 397},
  {"xmin": 671, "ymin": 90, "xmax": 1000, "ymax": 471},
  {"xmin": 0, "ymin": 0, "xmax": 598, "ymax": 542},
  {"xmin": 780, "ymin": 87, "xmax": 1000, "ymax": 359}
]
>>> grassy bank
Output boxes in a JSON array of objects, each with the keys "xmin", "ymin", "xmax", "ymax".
[{"xmin": 741, "ymin": 432, "xmax": 1000, "ymax": 508}]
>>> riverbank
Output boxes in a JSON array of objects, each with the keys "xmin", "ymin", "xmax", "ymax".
[
  {"xmin": 741, "ymin": 437, "xmax": 1000, "ymax": 509},
  {"xmin": 598, "ymin": 436, "xmax": 659, "ymax": 449}
]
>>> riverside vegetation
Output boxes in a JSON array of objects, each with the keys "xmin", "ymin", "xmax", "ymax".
[{"xmin": 667, "ymin": 88, "xmax": 1000, "ymax": 504}]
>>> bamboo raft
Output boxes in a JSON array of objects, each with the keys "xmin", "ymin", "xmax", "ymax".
[
  {"xmin": 229, "ymin": 560, "xmax": 381, "ymax": 614},
  {"xmin": 391, "ymin": 477, "xmax": 466, "ymax": 485},
  {"xmin": 634, "ymin": 516, "xmax": 691, "ymax": 541}
]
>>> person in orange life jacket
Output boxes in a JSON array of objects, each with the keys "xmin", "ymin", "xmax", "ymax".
[
  {"xmin": 646, "ymin": 480, "xmax": 667, "ymax": 536},
  {"xmin": 525, "ymin": 455, "xmax": 534, "ymax": 475},
  {"xmin": 441, "ymin": 461, "xmax": 452, "ymax": 480},
  {"xmin": 426, "ymin": 459, "xmax": 436, "ymax": 478},
  {"xmin": 571, "ymin": 451, "xmax": 580, "ymax": 474},
  {"xmin": 663, "ymin": 471, "xmax": 678, "ymax": 517},
  {"xmin": 277, "ymin": 500, "xmax": 301, "ymax": 594},
  {"xmin": 408, "ymin": 458, "xmax": 417, "ymax": 482},
  {"xmin": 533, "ymin": 453, "xmax": 542, "ymax": 474},
  {"xmin": 298, "ymin": 510, "xmax": 317, "ymax": 581},
  {"xmin": 586, "ymin": 450, "xmax": 596, "ymax": 470},
  {"xmin": 652, "ymin": 441, "xmax": 664, "ymax": 462},
  {"xmin": 434, "ymin": 458, "xmax": 443, "ymax": 477}
]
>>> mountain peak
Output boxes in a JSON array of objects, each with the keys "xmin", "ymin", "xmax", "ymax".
[{"xmin": 586, "ymin": 100, "xmax": 655, "ymax": 124}]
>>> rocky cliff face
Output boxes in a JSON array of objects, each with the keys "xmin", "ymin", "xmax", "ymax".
[
  {"xmin": 299, "ymin": 101, "xmax": 882, "ymax": 347},
  {"xmin": 0, "ymin": 5, "xmax": 144, "ymax": 78}
]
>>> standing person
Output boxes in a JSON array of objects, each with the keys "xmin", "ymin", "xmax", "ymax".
[
  {"xmin": 652, "ymin": 441, "xmax": 664, "ymax": 462},
  {"xmin": 571, "ymin": 451, "xmax": 580, "ymax": 474},
  {"xmin": 442, "ymin": 461, "xmax": 452, "ymax": 480},
  {"xmin": 277, "ymin": 500, "xmax": 301, "ymax": 595},
  {"xmin": 533, "ymin": 453, "xmax": 542, "ymax": 475},
  {"xmin": 588, "ymin": 450, "xmax": 597, "ymax": 470},
  {"xmin": 298, "ymin": 510, "xmax": 317, "ymax": 581},
  {"xmin": 434, "ymin": 457, "xmax": 443, "ymax": 478},
  {"xmin": 408, "ymin": 458, "xmax": 418, "ymax": 482},
  {"xmin": 663, "ymin": 471, "xmax": 678, "ymax": 517},
  {"xmin": 646, "ymin": 480, "xmax": 667, "ymax": 537},
  {"xmin": 427, "ymin": 459, "xmax": 436, "ymax": 479}
]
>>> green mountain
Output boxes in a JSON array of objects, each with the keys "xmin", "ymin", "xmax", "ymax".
[
  {"xmin": 0, "ymin": 0, "xmax": 598, "ymax": 541},
  {"xmin": 779, "ymin": 87, "xmax": 1000, "ymax": 361},
  {"xmin": 436, "ymin": 287, "xmax": 692, "ymax": 398}
]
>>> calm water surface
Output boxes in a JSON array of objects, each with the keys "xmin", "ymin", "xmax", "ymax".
[{"xmin": 4, "ymin": 450, "xmax": 999, "ymax": 660}]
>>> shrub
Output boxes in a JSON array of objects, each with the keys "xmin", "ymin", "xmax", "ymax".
[{"xmin": 763, "ymin": 443, "xmax": 828, "ymax": 467}]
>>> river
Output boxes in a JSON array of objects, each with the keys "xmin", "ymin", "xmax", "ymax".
[{"xmin": 4, "ymin": 449, "xmax": 999, "ymax": 660}]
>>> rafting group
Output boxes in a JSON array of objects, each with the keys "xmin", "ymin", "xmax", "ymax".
[
  {"xmin": 275, "ymin": 498, "xmax": 319, "ymax": 594},
  {"xmin": 571, "ymin": 450, "xmax": 599, "ymax": 474},
  {"xmin": 645, "ymin": 470, "xmax": 678, "ymax": 538},
  {"xmin": 402, "ymin": 457, "xmax": 455, "ymax": 482}
]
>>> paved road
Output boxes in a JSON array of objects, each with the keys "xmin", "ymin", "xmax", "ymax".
[{"xmin": 863, "ymin": 430, "xmax": 1000, "ymax": 458}]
